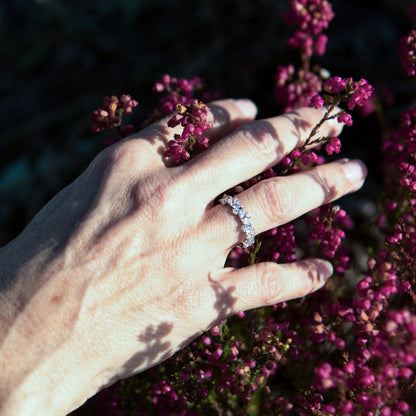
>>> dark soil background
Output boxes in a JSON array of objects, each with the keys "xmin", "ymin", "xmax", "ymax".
[{"xmin": 1, "ymin": 0, "xmax": 414, "ymax": 246}]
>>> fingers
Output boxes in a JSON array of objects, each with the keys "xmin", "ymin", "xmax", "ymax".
[
  {"xmin": 130, "ymin": 99, "xmax": 258, "ymax": 166},
  {"xmin": 212, "ymin": 259, "xmax": 332, "ymax": 314},
  {"xmin": 205, "ymin": 158, "xmax": 366, "ymax": 250},
  {"xmin": 180, "ymin": 106, "xmax": 343, "ymax": 201},
  {"xmin": 207, "ymin": 99, "xmax": 258, "ymax": 142}
]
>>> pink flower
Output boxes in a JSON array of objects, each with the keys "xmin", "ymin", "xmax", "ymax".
[
  {"xmin": 399, "ymin": 30, "xmax": 416, "ymax": 76},
  {"xmin": 347, "ymin": 79, "xmax": 374, "ymax": 109},
  {"xmin": 285, "ymin": 0, "xmax": 335, "ymax": 36},
  {"xmin": 310, "ymin": 94, "xmax": 324, "ymax": 108},
  {"xmin": 325, "ymin": 137, "xmax": 341, "ymax": 155},
  {"xmin": 274, "ymin": 66, "xmax": 322, "ymax": 111},
  {"xmin": 323, "ymin": 76, "xmax": 346, "ymax": 93},
  {"xmin": 91, "ymin": 95, "xmax": 138, "ymax": 145},
  {"xmin": 165, "ymin": 99, "xmax": 212, "ymax": 163},
  {"xmin": 314, "ymin": 34, "xmax": 328, "ymax": 55},
  {"xmin": 337, "ymin": 111, "xmax": 353, "ymax": 126}
]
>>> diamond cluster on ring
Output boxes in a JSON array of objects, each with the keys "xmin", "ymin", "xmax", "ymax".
[{"xmin": 219, "ymin": 195, "xmax": 256, "ymax": 248}]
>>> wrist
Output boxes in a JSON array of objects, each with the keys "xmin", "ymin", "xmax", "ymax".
[
  {"xmin": 0, "ymin": 242, "xmax": 97, "ymax": 416},
  {"xmin": 0, "ymin": 342, "xmax": 97, "ymax": 416}
]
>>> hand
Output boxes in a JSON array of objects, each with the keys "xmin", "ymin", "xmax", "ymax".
[{"xmin": 0, "ymin": 99, "xmax": 366, "ymax": 415}]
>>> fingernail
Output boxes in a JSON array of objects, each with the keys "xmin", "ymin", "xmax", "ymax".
[
  {"xmin": 232, "ymin": 99, "xmax": 258, "ymax": 118},
  {"xmin": 317, "ymin": 260, "xmax": 333, "ymax": 281},
  {"xmin": 339, "ymin": 159, "xmax": 367, "ymax": 184}
]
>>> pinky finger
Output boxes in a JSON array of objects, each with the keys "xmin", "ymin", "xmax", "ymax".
[{"xmin": 218, "ymin": 259, "xmax": 333, "ymax": 314}]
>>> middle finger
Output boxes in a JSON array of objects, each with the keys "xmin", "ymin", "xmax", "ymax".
[
  {"xmin": 203, "ymin": 158, "xmax": 367, "ymax": 251},
  {"xmin": 179, "ymin": 106, "xmax": 343, "ymax": 204}
]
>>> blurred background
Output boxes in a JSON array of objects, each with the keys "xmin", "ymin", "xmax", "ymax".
[{"xmin": 0, "ymin": 0, "xmax": 414, "ymax": 246}]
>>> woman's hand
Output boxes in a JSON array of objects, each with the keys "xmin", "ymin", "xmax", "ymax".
[{"xmin": 0, "ymin": 99, "xmax": 366, "ymax": 415}]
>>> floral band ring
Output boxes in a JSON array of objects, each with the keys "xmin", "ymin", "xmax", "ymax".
[{"xmin": 219, "ymin": 195, "xmax": 256, "ymax": 248}]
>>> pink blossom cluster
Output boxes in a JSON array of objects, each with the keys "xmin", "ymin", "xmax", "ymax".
[
  {"xmin": 275, "ymin": 0, "xmax": 335, "ymax": 116},
  {"xmin": 307, "ymin": 204, "xmax": 351, "ymax": 259},
  {"xmin": 285, "ymin": 0, "xmax": 334, "ymax": 57},
  {"xmin": 397, "ymin": 107, "xmax": 416, "ymax": 213},
  {"xmin": 91, "ymin": 94, "xmax": 138, "ymax": 133},
  {"xmin": 272, "ymin": 254, "xmax": 414, "ymax": 414},
  {"xmin": 258, "ymin": 223, "xmax": 297, "ymax": 263},
  {"xmin": 313, "ymin": 272, "xmax": 415, "ymax": 414},
  {"xmin": 164, "ymin": 99, "xmax": 212, "ymax": 163},
  {"xmin": 311, "ymin": 76, "xmax": 374, "ymax": 126},
  {"xmin": 91, "ymin": 94, "xmax": 138, "ymax": 147},
  {"xmin": 153, "ymin": 74, "xmax": 203, "ymax": 114},
  {"xmin": 305, "ymin": 86, "xmax": 416, "ymax": 413},
  {"xmin": 399, "ymin": 29, "xmax": 416, "ymax": 76},
  {"xmin": 381, "ymin": 104, "xmax": 416, "ymax": 284},
  {"xmin": 281, "ymin": 148, "xmax": 322, "ymax": 172},
  {"xmin": 274, "ymin": 64, "xmax": 322, "ymax": 112},
  {"xmin": 322, "ymin": 76, "xmax": 375, "ymax": 110},
  {"xmin": 112, "ymin": 321, "xmax": 292, "ymax": 414},
  {"xmin": 88, "ymin": 0, "xmax": 416, "ymax": 414}
]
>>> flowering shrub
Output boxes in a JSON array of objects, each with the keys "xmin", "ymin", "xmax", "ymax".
[
  {"xmin": 88, "ymin": 0, "xmax": 416, "ymax": 414},
  {"xmin": 91, "ymin": 94, "xmax": 138, "ymax": 147}
]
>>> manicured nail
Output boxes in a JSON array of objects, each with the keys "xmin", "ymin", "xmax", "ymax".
[
  {"xmin": 317, "ymin": 260, "xmax": 333, "ymax": 281},
  {"xmin": 339, "ymin": 158, "xmax": 367, "ymax": 184},
  {"xmin": 232, "ymin": 99, "xmax": 258, "ymax": 118}
]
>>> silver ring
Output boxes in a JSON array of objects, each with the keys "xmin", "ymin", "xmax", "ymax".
[{"xmin": 219, "ymin": 195, "xmax": 256, "ymax": 248}]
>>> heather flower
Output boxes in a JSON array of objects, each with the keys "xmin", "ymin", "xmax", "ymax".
[
  {"xmin": 257, "ymin": 223, "xmax": 297, "ymax": 263},
  {"xmin": 274, "ymin": 65, "xmax": 322, "ymax": 111},
  {"xmin": 322, "ymin": 76, "xmax": 375, "ymax": 111},
  {"xmin": 314, "ymin": 33, "xmax": 328, "ymax": 55},
  {"xmin": 285, "ymin": 0, "xmax": 334, "ymax": 57},
  {"xmin": 310, "ymin": 93, "xmax": 324, "ymax": 108},
  {"xmin": 277, "ymin": 75, "xmax": 373, "ymax": 178},
  {"xmin": 285, "ymin": 0, "xmax": 334, "ymax": 35},
  {"xmin": 325, "ymin": 136, "xmax": 341, "ymax": 155},
  {"xmin": 307, "ymin": 204, "xmax": 351, "ymax": 259},
  {"xmin": 91, "ymin": 2, "xmax": 416, "ymax": 415},
  {"xmin": 287, "ymin": 30, "xmax": 315, "ymax": 56},
  {"xmin": 164, "ymin": 99, "xmax": 212, "ymax": 163},
  {"xmin": 323, "ymin": 76, "xmax": 346, "ymax": 93},
  {"xmin": 119, "ymin": 94, "xmax": 139, "ymax": 113},
  {"xmin": 347, "ymin": 78, "xmax": 375, "ymax": 110},
  {"xmin": 337, "ymin": 111, "xmax": 353, "ymax": 126},
  {"xmin": 91, "ymin": 94, "xmax": 138, "ymax": 145},
  {"xmin": 399, "ymin": 29, "xmax": 416, "ymax": 76},
  {"xmin": 143, "ymin": 74, "xmax": 206, "ymax": 126}
]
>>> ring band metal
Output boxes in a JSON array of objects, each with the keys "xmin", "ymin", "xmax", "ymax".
[{"xmin": 219, "ymin": 195, "xmax": 256, "ymax": 248}]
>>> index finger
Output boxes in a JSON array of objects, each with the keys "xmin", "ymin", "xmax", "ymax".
[
  {"xmin": 179, "ymin": 106, "xmax": 343, "ymax": 202},
  {"xmin": 128, "ymin": 98, "xmax": 258, "ymax": 167}
]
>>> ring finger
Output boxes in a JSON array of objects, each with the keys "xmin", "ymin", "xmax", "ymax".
[{"xmin": 204, "ymin": 158, "xmax": 367, "ymax": 250}]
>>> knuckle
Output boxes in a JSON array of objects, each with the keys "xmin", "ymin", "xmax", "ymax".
[
  {"xmin": 258, "ymin": 179, "xmax": 294, "ymax": 224},
  {"xmin": 89, "ymin": 141, "xmax": 139, "ymax": 177},
  {"xmin": 102, "ymin": 141, "xmax": 135, "ymax": 167},
  {"xmin": 257, "ymin": 263, "xmax": 281, "ymax": 305},
  {"xmin": 237, "ymin": 121, "xmax": 277, "ymax": 159},
  {"xmin": 135, "ymin": 175, "xmax": 179, "ymax": 211}
]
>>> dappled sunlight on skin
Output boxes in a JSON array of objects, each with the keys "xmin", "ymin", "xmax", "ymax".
[
  {"xmin": 207, "ymin": 274, "xmax": 238, "ymax": 328},
  {"xmin": 107, "ymin": 275, "xmax": 240, "ymax": 385},
  {"xmin": 179, "ymin": 106, "xmax": 344, "ymax": 208},
  {"xmin": 282, "ymin": 109, "xmax": 314, "ymax": 145},
  {"xmin": 204, "ymin": 158, "xmax": 366, "ymax": 252},
  {"xmin": 205, "ymin": 99, "xmax": 257, "ymax": 143},
  {"xmin": 218, "ymin": 259, "xmax": 332, "ymax": 313},
  {"xmin": 110, "ymin": 322, "xmax": 174, "ymax": 384},
  {"xmin": 129, "ymin": 99, "xmax": 256, "ymax": 168},
  {"xmin": 0, "ymin": 97, "xmax": 366, "ymax": 415},
  {"xmin": 128, "ymin": 123, "xmax": 173, "ymax": 162}
]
